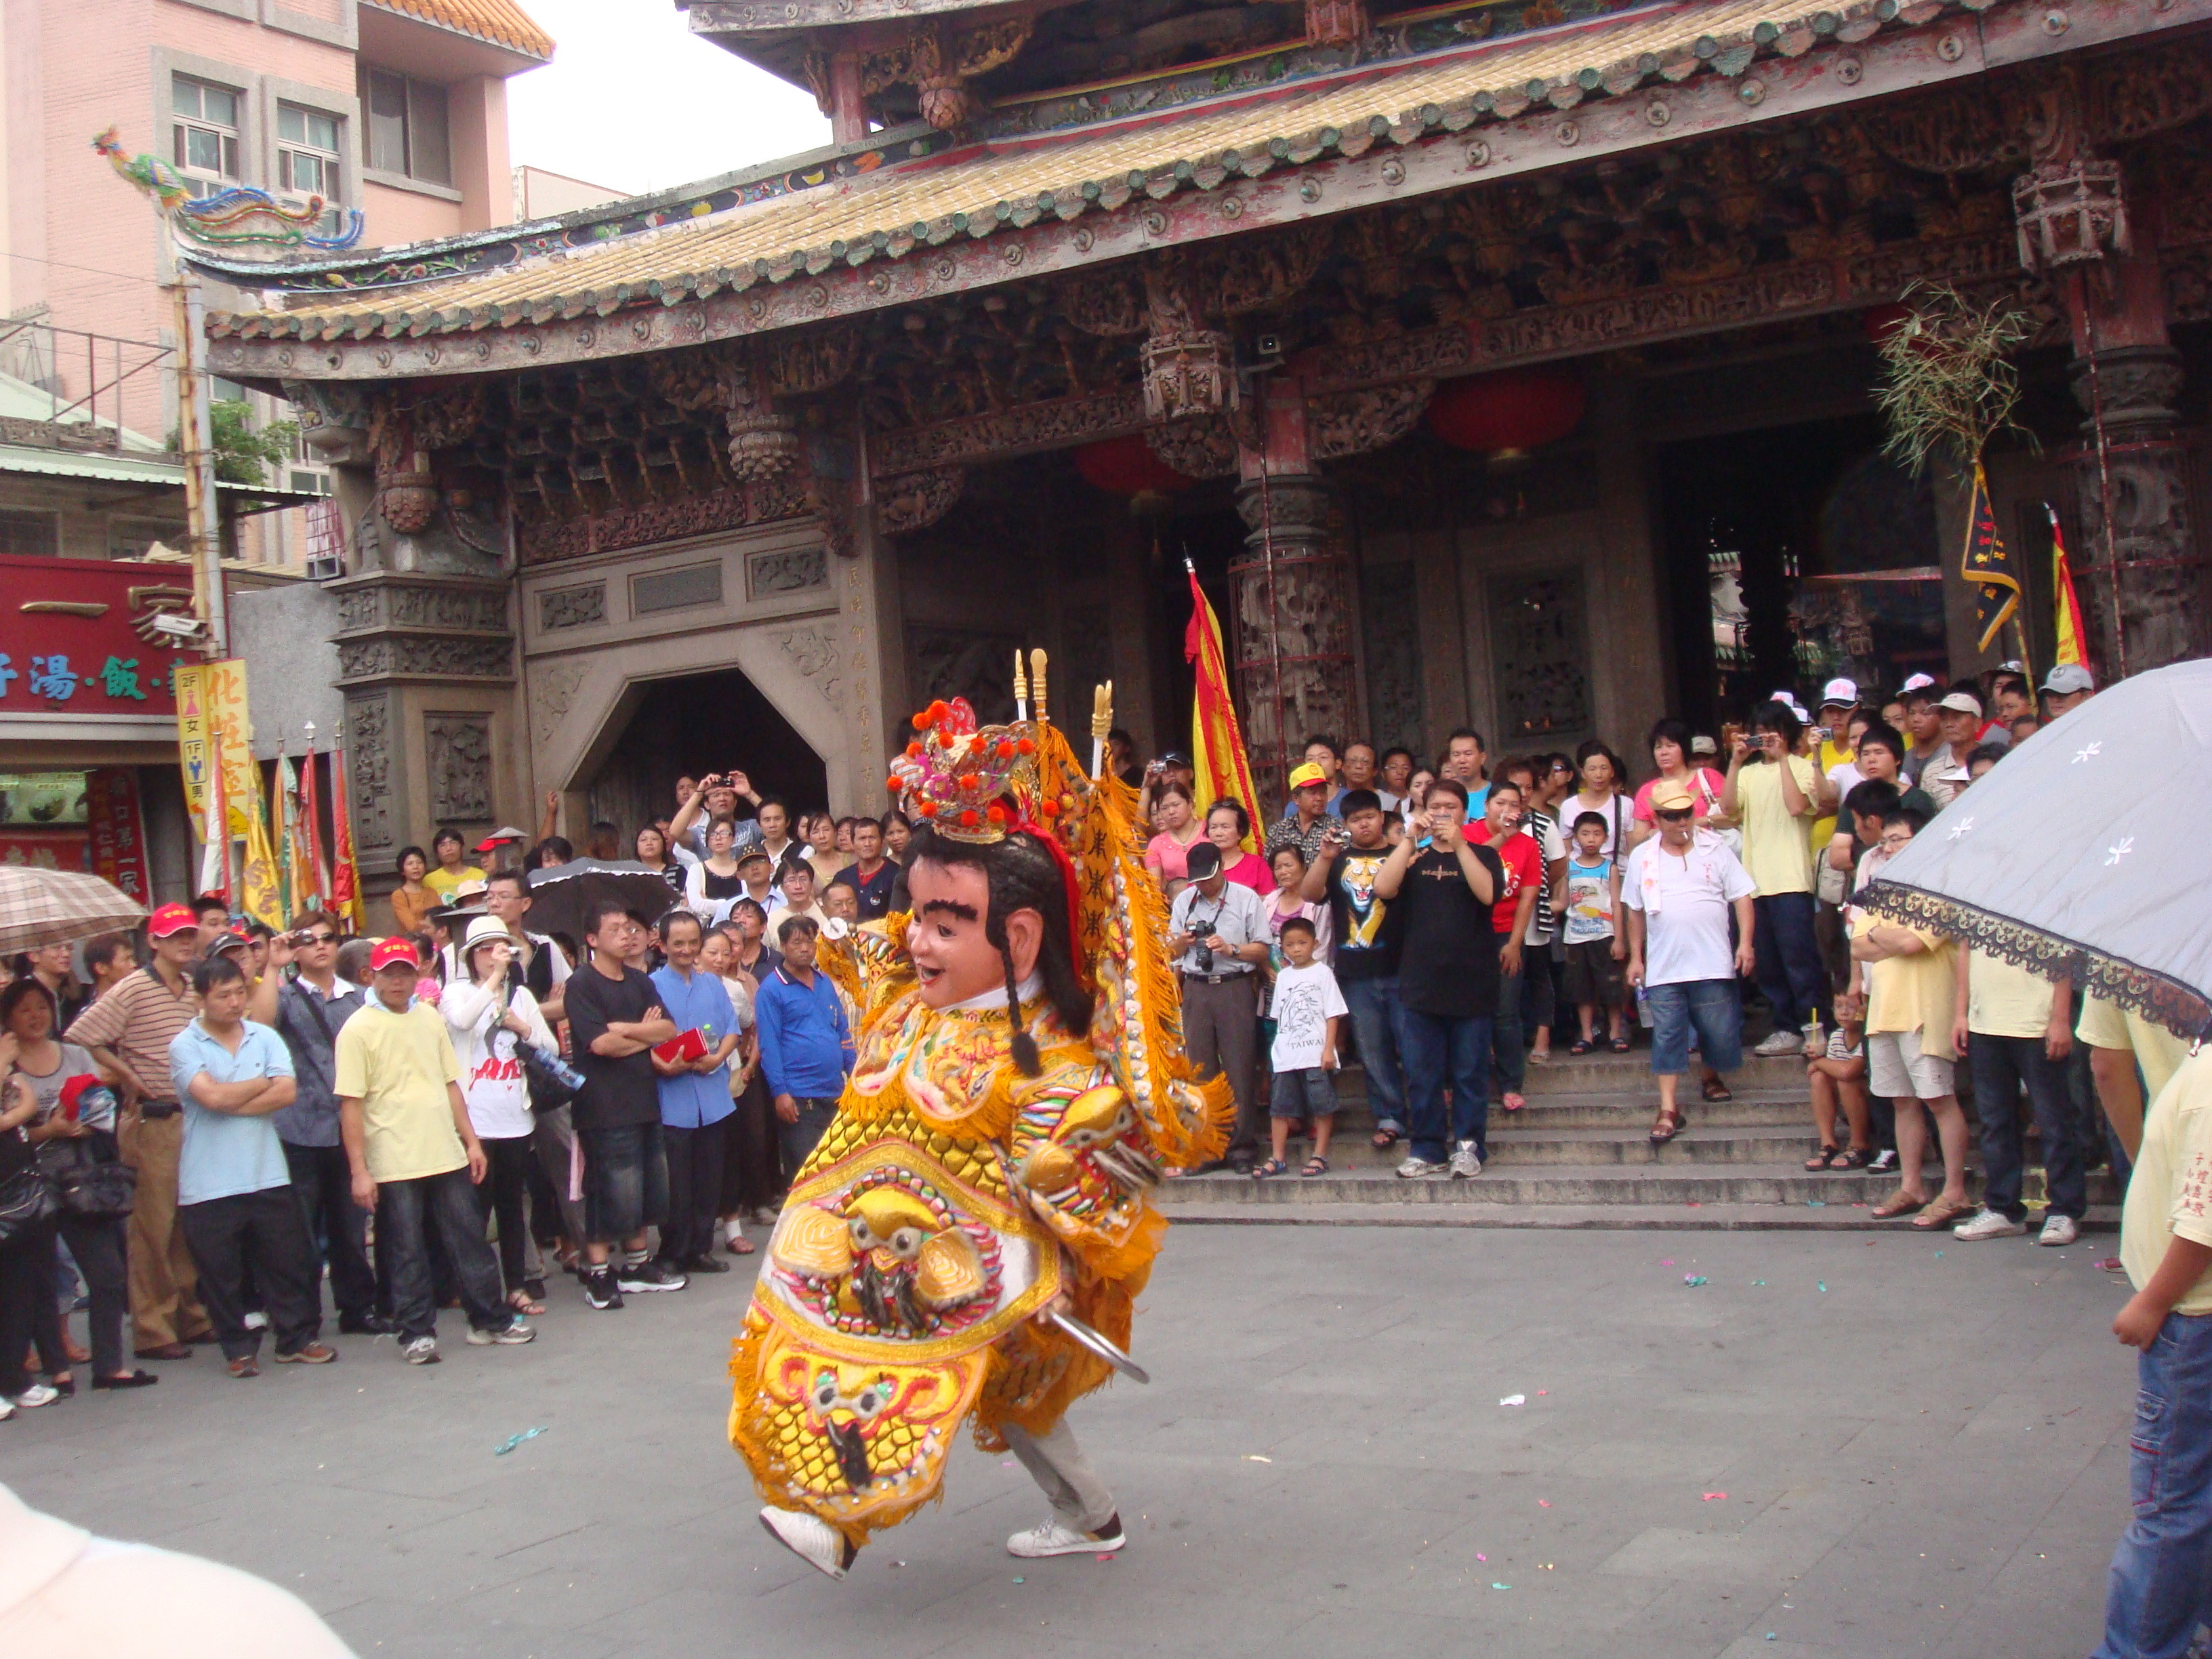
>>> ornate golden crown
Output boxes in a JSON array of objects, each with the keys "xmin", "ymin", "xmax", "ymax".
[{"xmin": 886, "ymin": 697, "xmax": 1042, "ymax": 844}]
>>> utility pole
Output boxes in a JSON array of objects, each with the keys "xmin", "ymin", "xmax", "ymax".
[{"xmin": 170, "ymin": 245, "xmax": 226, "ymax": 657}]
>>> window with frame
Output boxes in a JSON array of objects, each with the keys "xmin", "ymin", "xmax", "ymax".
[
  {"xmin": 171, "ymin": 74, "xmax": 242, "ymax": 198},
  {"xmin": 106, "ymin": 516, "xmax": 184, "ymax": 560},
  {"xmin": 277, "ymin": 104, "xmax": 342, "ymax": 201},
  {"xmin": 0, "ymin": 508, "xmax": 61, "ymax": 558},
  {"xmin": 360, "ymin": 68, "xmax": 451, "ymax": 186}
]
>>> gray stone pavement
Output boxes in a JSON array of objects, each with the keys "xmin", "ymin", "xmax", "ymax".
[{"xmin": 5, "ymin": 1225, "xmax": 2138, "ymax": 1658}]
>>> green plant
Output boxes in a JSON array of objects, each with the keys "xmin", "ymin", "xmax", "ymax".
[
  {"xmin": 1872, "ymin": 279, "xmax": 2034, "ymax": 475},
  {"xmin": 168, "ymin": 398, "xmax": 302, "ymax": 485}
]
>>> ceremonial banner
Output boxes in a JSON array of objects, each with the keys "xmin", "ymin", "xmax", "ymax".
[
  {"xmin": 85, "ymin": 769, "xmax": 152, "ymax": 905},
  {"xmin": 197, "ymin": 720, "xmax": 229, "ymax": 900},
  {"xmin": 273, "ymin": 753, "xmax": 300, "ymax": 919},
  {"xmin": 203, "ymin": 659, "xmax": 255, "ymax": 837},
  {"xmin": 2047, "ymin": 504, "xmax": 2090, "ymax": 670},
  {"xmin": 1183, "ymin": 567, "xmax": 1261, "ymax": 836},
  {"xmin": 239, "ymin": 761, "xmax": 285, "ymax": 929},
  {"xmin": 1961, "ymin": 462, "xmax": 2021, "ymax": 653},
  {"xmin": 329, "ymin": 739, "xmax": 365, "ymax": 933},
  {"xmin": 297, "ymin": 746, "xmax": 331, "ymax": 912},
  {"xmin": 173, "ymin": 662, "xmax": 211, "ymax": 819}
]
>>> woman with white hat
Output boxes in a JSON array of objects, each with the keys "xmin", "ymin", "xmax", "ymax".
[{"xmin": 441, "ymin": 915, "xmax": 558, "ymax": 1316}]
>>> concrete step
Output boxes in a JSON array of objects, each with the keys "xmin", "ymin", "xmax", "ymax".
[
  {"xmin": 1481, "ymin": 1123, "xmax": 1845, "ymax": 1166},
  {"xmin": 1155, "ymin": 1160, "xmax": 2121, "ymax": 1210},
  {"xmin": 1162, "ymin": 1200, "xmax": 2122, "ymax": 1232},
  {"xmin": 1482, "ymin": 1088, "xmax": 1813, "ymax": 1128},
  {"xmin": 1519, "ymin": 1049, "xmax": 1811, "ymax": 1094}
]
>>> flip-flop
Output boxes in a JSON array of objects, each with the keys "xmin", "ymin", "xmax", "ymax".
[
  {"xmin": 1610, "ymin": 1037, "xmax": 1633, "ymax": 1054},
  {"xmin": 1568, "ymin": 1038, "xmax": 1595, "ymax": 1056}
]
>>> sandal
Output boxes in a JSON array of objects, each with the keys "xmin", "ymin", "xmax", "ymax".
[
  {"xmin": 1610, "ymin": 1036, "xmax": 1633, "ymax": 1054},
  {"xmin": 1252, "ymin": 1157, "xmax": 1290, "ymax": 1179},
  {"xmin": 725, "ymin": 1235, "xmax": 758, "ymax": 1256},
  {"xmin": 1832, "ymin": 1146, "xmax": 1877, "ymax": 1170},
  {"xmin": 1700, "ymin": 1077, "xmax": 1734, "ymax": 1103},
  {"xmin": 508, "ymin": 1289, "xmax": 546, "ymax": 1317},
  {"xmin": 1803, "ymin": 1144, "xmax": 1842, "ymax": 1170},
  {"xmin": 1371, "ymin": 1127, "xmax": 1401, "ymax": 1151},
  {"xmin": 1300, "ymin": 1155, "xmax": 1330, "ymax": 1177},
  {"xmin": 1872, "ymin": 1189, "xmax": 1928, "ymax": 1220},
  {"xmin": 1649, "ymin": 1109, "xmax": 1683, "ymax": 1145},
  {"xmin": 1568, "ymin": 1038, "xmax": 1595, "ymax": 1057},
  {"xmin": 1912, "ymin": 1194, "xmax": 1975, "ymax": 1230},
  {"xmin": 1527, "ymin": 1048, "xmax": 1553, "ymax": 1066}
]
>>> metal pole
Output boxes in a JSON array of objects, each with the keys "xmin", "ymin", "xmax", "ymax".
[{"xmin": 174, "ymin": 258, "xmax": 226, "ymax": 657}]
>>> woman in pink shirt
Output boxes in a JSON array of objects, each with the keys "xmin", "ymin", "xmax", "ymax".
[
  {"xmin": 1205, "ymin": 800, "xmax": 1275, "ymax": 896},
  {"xmin": 1629, "ymin": 718, "xmax": 1727, "ymax": 848},
  {"xmin": 1143, "ymin": 781, "xmax": 1206, "ymax": 897}
]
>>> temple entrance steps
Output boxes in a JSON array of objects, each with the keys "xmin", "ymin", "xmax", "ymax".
[{"xmin": 1153, "ymin": 1048, "xmax": 2121, "ymax": 1231}]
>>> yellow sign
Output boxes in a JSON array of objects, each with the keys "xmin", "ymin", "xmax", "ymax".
[
  {"xmin": 203, "ymin": 659, "xmax": 254, "ymax": 837},
  {"xmin": 174, "ymin": 662, "xmax": 210, "ymax": 819}
]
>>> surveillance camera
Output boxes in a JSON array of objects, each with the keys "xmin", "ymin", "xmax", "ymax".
[{"xmin": 1256, "ymin": 333, "xmax": 1284, "ymax": 359}]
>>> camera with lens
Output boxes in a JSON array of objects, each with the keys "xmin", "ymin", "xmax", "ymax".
[{"xmin": 1191, "ymin": 941, "xmax": 1214, "ymax": 972}]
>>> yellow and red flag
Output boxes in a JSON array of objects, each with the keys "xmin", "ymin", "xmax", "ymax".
[
  {"xmin": 2046, "ymin": 504, "xmax": 2090, "ymax": 670},
  {"xmin": 239, "ymin": 762, "xmax": 285, "ymax": 930},
  {"xmin": 1961, "ymin": 461, "xmax": 2021, "ymax": 653},
  {"xmin": 328, "ymin": 737, "xmax": 366, "ymax": 933},
  {"xmin": 1183, "ymin": 566, "xmax": 1261, "ymax": 836}
]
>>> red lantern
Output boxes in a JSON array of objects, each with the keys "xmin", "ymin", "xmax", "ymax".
[
  {"xmin": 1073, "ymin": 434, "xmax": 1197, "ymax": 497},
  {"xmin": 1425, "ymin": 367, "xmax": 1587, "ymax": 459}
]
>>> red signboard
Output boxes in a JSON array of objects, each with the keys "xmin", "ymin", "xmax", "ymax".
[
  {"xmin": 0, "ymin": 828, "xmax": 90, "ymax": 872},
  {"xmin": 0, "ymin": 555, "xmax": 194, "ymax": 718},
  {"xmin": 85, "ymin": 767, "xmax": 152, "ymax": 903}
]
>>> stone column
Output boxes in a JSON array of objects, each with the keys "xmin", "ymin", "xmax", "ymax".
[{"xmin": 1230, "ymin": 472, "xmax": 1357, "ymax": 809}]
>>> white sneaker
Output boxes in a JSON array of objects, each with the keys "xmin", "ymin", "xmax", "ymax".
[
  {"xmin": 1395, "ymin": 1156, "xmax": 1450, "ymax": 1180},
  {"xmin": 466, "ymin": 1319, "xmax": 536, "ymax": 1345},
  {"xmin": 10, "ymin": 1383, "xmax": 59, "ymax": 1409},
  {"xmin": 1953, "ymin": 1208, "xmax": 2028, "ymax": 1241},
  {"xmin": 1450, "ymin": 1141, "xmax": 1483, "ymax": 1179},
  {"xmin": 2039, "ymin": 1213, "xmax": 2081, "ymax": 1247},
  {"xmin": 0, "ymin": 1396, "xmax": 13, "ymax": 1420},
  {"xmin": 402, "ymin": 1336, "xmax": 441, "ymax": 1366},
  {"xmin": 760, "ymin": 1506, "xmax": 853, "ymax": 1579},
  {"xmin": 1754, "ymin": 1030, "xmax": 1802, "ymax": 1057},
  {"xmin": 1008, "ymin": 1513, "xmax": 1126, "ymax": 1558}
]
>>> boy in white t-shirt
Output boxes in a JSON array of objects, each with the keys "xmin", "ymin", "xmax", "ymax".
[{"xmin": 1256, "ymin": 917, "xmax": 1347, "ymax": 1180}]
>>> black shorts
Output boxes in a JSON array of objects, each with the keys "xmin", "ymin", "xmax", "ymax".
[
  {"xmin": 1562, "ymin": 938, "xmax": 1626, "ymax": 1006},
  {"xmin": 578, "ymin": 1122, "xmax": 668, "ymax": 1243}
]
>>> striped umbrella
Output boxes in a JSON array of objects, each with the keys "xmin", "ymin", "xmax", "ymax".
[{"xmin": 0, "ymin": 866, "xmax": 148, "ymax": 956}]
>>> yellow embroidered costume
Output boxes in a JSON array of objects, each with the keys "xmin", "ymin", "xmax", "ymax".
[{"xmin": 730, "ymin": 665, "xmax": 1229, "ymax": 1555}]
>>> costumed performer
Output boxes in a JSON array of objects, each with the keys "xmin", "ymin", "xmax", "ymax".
[{"xmin": 731, "ymin": 663, "xmax": 1231, "ymax": 1579}]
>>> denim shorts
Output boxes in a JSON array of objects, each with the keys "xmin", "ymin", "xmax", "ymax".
[
  {"xmin": 1271, "ymin": 1067, "xmax": 1338, "ymax": 1118},
  {"xmin": 579, "ymin": 1121, "xmax": 668, "ymax": 1243},
  {"xmin": 1644, "ymin": 979, "xmax": 1742, "ymax": 1075}
]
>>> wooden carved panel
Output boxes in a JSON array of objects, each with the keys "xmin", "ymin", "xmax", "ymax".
[
  {"xmin": 1358, "ymin": 560, "xmax": 1424, "ymax": 758},
  {"xmin": 1487, "ymin": 567, "xmax": 1591, "ymax": 743}
]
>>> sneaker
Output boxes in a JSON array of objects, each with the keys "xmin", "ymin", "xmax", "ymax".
[
  {"xmin": 9, "ymin": 1382, "xmax": 60, "ymax": 1408},
  {"xmin": 0, "ymin": 1397, "xmax": 12, "ymax": 1420},
  {"xmin": 1008, "ymin": 1513, "xmax": 1126, "ymax": 1558},
  {"xmin": 1450, "ymin": 1141, "xmax": 1483, "ymax": 1179},
  {"xmin": 760, "ymin": 1506, "xmax": 855, "ymax": 1579},
  {"xmin": 466, "ymin": 1319, "xmax": 537, "ymax": 1346},
  {"xmin": 1953, "ymin": 1208, "xmax": 2028, "ymax": 1240},
  {"xmin": 617, "ymin": 1260, "xmax": 687, "ymax": 1294},
  {"xmin": 683, "ymin": 1253, "xmax": 733, "ymax": 1274},
  {"xmin": 2039, "ymin": 1213, "xmax": 2081, "ymax": 1247},
  {"xmin": 402, "ymin": 1336, "xmax": 441, "ymax": 1366},
  {"xmin": 274, "ymin": 1341, "xmax": 339, "ymax": 1364},
  {"xmin": 1864, "ymin": 1148, "xmax": 1900, "ymax": 1176},
  {"xmin": 582, "ymin": 1267, "xmax": 623, "ymax": 1310},
  {"xmin": 1395, "ymin": 1155, "xmax": 1450, "ymax": 1180},
  {"xmin": 751, "ymin": 1205, "xmax": 781, "ymax": 1227},
  {"xmin": 1753, "ymin": 1030, "xmax": 1802, "ymax": 1057}
]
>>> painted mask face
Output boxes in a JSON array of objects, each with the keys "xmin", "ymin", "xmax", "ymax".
[{"xmin": 905, "ymin": 859, "xmax": 1012, "ymax": 1010}]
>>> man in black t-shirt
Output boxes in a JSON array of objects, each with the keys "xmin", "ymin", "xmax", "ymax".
[
  {"xmin": 1297, "ymin": 790, "xmax": 1410, "ymax": 1147},
  {"xmin": 1372, "ymin": 777, "xmax": 1502, "ymax": 1182},
  {"xmin": 829, "ymin": 819, "xmax": 899, "ymax": 920},
  {"xmin": 562, "ymin": 901, "xmax": 680, "ymax": 1310}
]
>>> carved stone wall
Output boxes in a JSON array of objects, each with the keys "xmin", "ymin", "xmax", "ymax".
[
  {"xmin": 1487, "ymin": 567, "xmax": 1593, "ymax": 742},
  {"xmin": 345, "ymin": 692, "xmax": 393, "ymax": 855},
  {"xmin": 1357, "ymin": 560, "xmax": 1425, "ymax": 756},
  {"xmin": 424, "ymin": 714, "xmax": 493, "ymax": 823},
  {"xmin": 1231, "ymin": 474, "xmax": 1358, "ymax": 806}
]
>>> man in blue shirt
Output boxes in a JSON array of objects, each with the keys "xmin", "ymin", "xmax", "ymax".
[
  {"xmin": 649, "ymin": 909, "xmax": 742, "ymax": 1277},
  {"xmin": 168, "ymin": 955, "xmax": 337, "ymax": 1377},
  {"xmin": 754, "ymin": 916, "xmax": 854, "ymax": 1177}
]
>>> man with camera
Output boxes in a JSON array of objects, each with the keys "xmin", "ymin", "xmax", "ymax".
[
  {"xmin": 1169, "ymin": 841, "xmax": 1271, "ymax": 1174},
  {"xmin": 668, "ymin": 771, "xmax": 765, "ymax": 860}
]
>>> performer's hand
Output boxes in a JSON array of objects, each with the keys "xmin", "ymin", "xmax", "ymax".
[{"xmin": 1033, "ymin": 1290, "xmax": 1074, "ymax": 1326}]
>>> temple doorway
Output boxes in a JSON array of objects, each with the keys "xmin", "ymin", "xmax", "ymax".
[
  {"xmin": 583, "ymin": 665, "xmax": 827, "ymax": 839},
  {"xmin": 1656, "ymin": 413, "xmax": 1946, "ymax": 737}
]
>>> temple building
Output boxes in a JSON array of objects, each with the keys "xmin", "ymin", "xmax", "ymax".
[{"xmin": 190, "ymin": 0, "xmax": 2212, "ymax": 888}]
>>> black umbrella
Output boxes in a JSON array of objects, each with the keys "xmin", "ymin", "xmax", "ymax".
[{"xmin": 525, "ymin": 858, "xmax": 680, "ymax": 944}]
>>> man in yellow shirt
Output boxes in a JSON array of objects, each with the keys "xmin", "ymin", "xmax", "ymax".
[
  {"xmin": 335, "ymin": 937, "xmax": 531, "ymax": 1366},
  {"xmin": 422, "ymin": 826, "xmax": 485, "ymax": 903},
  {"xmin": 2078, "ymin": 991, "xmax": 2192, "ymax": 1164},
  {"xmin": 1948, "ymin": 949, "xmax": 2084, "ymax": 1246},
  {"xmin": 1721, "ymin": 700, "xmax": 1835, "ymax": 1059},
  {"xmin": 2097, "ymin": 1046, "xmax": 2212, "ymax": 1658},
  {"xmin": 1849, "ymin": 811, "xmax": 1971, "ymax": 1229}
]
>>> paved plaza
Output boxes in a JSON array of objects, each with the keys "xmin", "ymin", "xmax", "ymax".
[{"xmin": 7, "ymin": 1225, "xmax": 2137, "ymax": 1658}]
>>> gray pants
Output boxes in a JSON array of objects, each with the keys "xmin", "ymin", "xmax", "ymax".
[
  {"xmin": 531, "ymin": 1103, "xmax": 588, "ymax": 1255},
  {"xmin": 1181, "ymin": 973, "xmax": 1259, "ymax": 1157},
  {"xmin": 1002, "ymin": 1416, "xmax": 1117, "ymax": 1533}
]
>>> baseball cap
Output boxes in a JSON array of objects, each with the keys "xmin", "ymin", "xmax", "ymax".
[
  {"xmin": 1818, "ymin": 678, "xmax": 1858, "ymax": 709},
  {"xmin": 474, "ymin": 825, "xmax": 527, "ymax": 853},
  {"xmin": 2041, "ymin": 662, "xmax": 2095, "ymax": 695},
  {"xmin": 147, "ymin": 901, "xmax": 198, "ymax": 939},
  {"xmin": 1160, "ymin": 751, "xmax": 1193, "ymax": 769},
  {"xmin": 736, "ymin": 845, "xmax": 773, "ymax": 867},
  {"xmin": 1900, "ymin": 672, "xmax": 1937, "ymax": 693},
  {"xmin": 1184, "ymin": 842, "xmax": 1223, "ymax": 880},
  {"xmin": 1938, "ymin": 691, "xmax": 1983, "ymax": 717},
  {"xmin": 1689, "ymin": 734, "xmax": 1718, "ymax": 757},
  {"xmin": 1288, "ymin": 762, "xmax": 1330, "ymax": 791},
  {"xmin": 368, "ymin": 937, "xmax": 419, "ymax": 973},
  {"xmin": 1649, "ymin": 780, "xmax": 1696, "ymax": 813},
  {"xmin": 209, "ymin": 924, "xmax": 255, "ymax": 957}
]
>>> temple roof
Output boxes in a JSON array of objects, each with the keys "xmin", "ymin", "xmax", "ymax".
[
  {"xmin": 207, "ymin": 0, "xmax": 2053, "ymax": 367},
  {"xmin": 363, "ymin": 0, "xmax": 554, "ymax": 60}
]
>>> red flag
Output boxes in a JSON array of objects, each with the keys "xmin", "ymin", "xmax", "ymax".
[
  {"xmin": 1184, "ymin": 567, "xmax": 1261, "ymax": 836},
  {"xmin": 299, "ymin": 743, "xmax": 331, "ymax": 910},
  {"xmin": 2046, "ymin": 504, "xmax": 2090, "ymax": 670},
  {"xmin": 328, "ymin": 737, "xmax": 365, "ymax": 933}
]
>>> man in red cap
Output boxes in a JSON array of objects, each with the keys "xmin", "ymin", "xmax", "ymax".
[{"xmin": 66, "ymin": 902, "xmax": 214, "ymax": 1360}]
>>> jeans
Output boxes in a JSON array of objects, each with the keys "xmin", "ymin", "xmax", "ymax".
[
  {"xmin": 1752, "ymin": 891, "xmax": 1826, "ymax": 1033},
  {"xmin": 178, "ymin": 1188, "xmax": 325, "ymax": 1359},
  {"xmin": 779, "ymin": 1097, "xmax": 840, "ymax": 1182},
  {"xmin": 2097, "ymin": 1310, "xmax": 2212, "ymax": 1658},
  {"xmin": 283, "ymin": 1139, "xmax": 377, "ymax": 1325},
  {"xmin": 1969, "ymin": 1033, "xmax": 2087, "ymax": 1221},
  {"xmin": 1523, "ymin": 940, "xmax": 1555, "ymax": 1048},
  {"xmin": 378, "ymin": 1168, "xmax": 509, "ymax": 1340},
  {"xmin": 1646, "ymin": 979, "xmax": 1745, "ymax": 1075},
  {"xmin": 1340, "ymin": 975, "xmax": 1408, "ymax": 1131},
  {"xmin": 476, "ymin": 1135, "xmax": 534, "ymax": 1295},
  {"xmin": 1493, "ymin": 956, "xmax": 1526, "ymax": 1095},
  {"xmin": 659, "ymin": 1120, "xmax": 727, "ymax": 1265},
  {"xmin": 1401, "ymin": 1009, "xmax": 1494, "ymax": 1165},
  {"xmin": 58, "ymin": 1214, "xmax": 128, "ymax": 1380},
  {"xmin": 579, "ymin": 1122, "xmax": 669, "ymax": 1244}
]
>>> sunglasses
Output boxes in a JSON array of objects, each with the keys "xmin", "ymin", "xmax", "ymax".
[
  {"xmin": 1655, "ymin": 807, "xmax": 1694, "ymax": 822},
  {"xmin": 300, "ymin": 933, "xmax": 337, "ymax": 945}
]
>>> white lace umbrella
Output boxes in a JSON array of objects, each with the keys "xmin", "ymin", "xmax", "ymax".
[{"xmin": 1862, "ymin": 659, "xmax": 2212, "ymax": 1041}]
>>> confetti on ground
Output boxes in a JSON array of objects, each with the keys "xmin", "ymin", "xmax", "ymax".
[
  {"xmin": 493, "ymin": 1427, "xmax": 548, "ymax": 1456},
  {"xmin": 1660, "ymin": 1258, "xmax": 1675, "ymax": 1267},
  {"xmin": 1097, "ymin": 1554, "xmax": 1116, "ymax": 1562},
  {"xmin": 1492, "ymin": 1583, "xmax": 1513, "ymax": 1591},
  {"xmin": 1475, "ymin": 1553, "xmax": 1487, "ymax": 1561},
  {"xmin": 1013, "ymin": 1576, "xmax": 1025, "ymax": 1584},
  {"xmin": 1753, "ymin": 1279, "xmax": 1768, "ymax": 1286},
  {"xmin": 1536, "ymin": 1389, "xmax": 1549, "ymax": 1396},
  {"xmin": 1806, "ymin": 1200, "xmax": 1826, "ymax": 1208},
  {"xmin": 1245, "ymin": 1455, "xmax": 1273, "ymax": 1463},
  {"xmin": 1683, "ymin": 1275, "xmax": 1708, "ymax": 1286},
  {"xmin": 2097, "ymin": 1258, "xmax": 2124, "ymax": 1271},
  {"xmin": 1934, "ymin": 1250, "xmax": 1944, "ymax": 1258},
  {"xmin": 1702, "ymin": 1492, "xmax": 1728, "ymax": 1502},
  {"xmin": 1818, "ymin": 1282, "xmax": 1828, "ymax": 1292},
  {"xmin": 1500, "ymin": 1394, "xmax": 1526, "ymax": 1407},
  {"xmin": 1538, "ymin": 1500, "xmax": 1551, "ymax": 1508}
]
